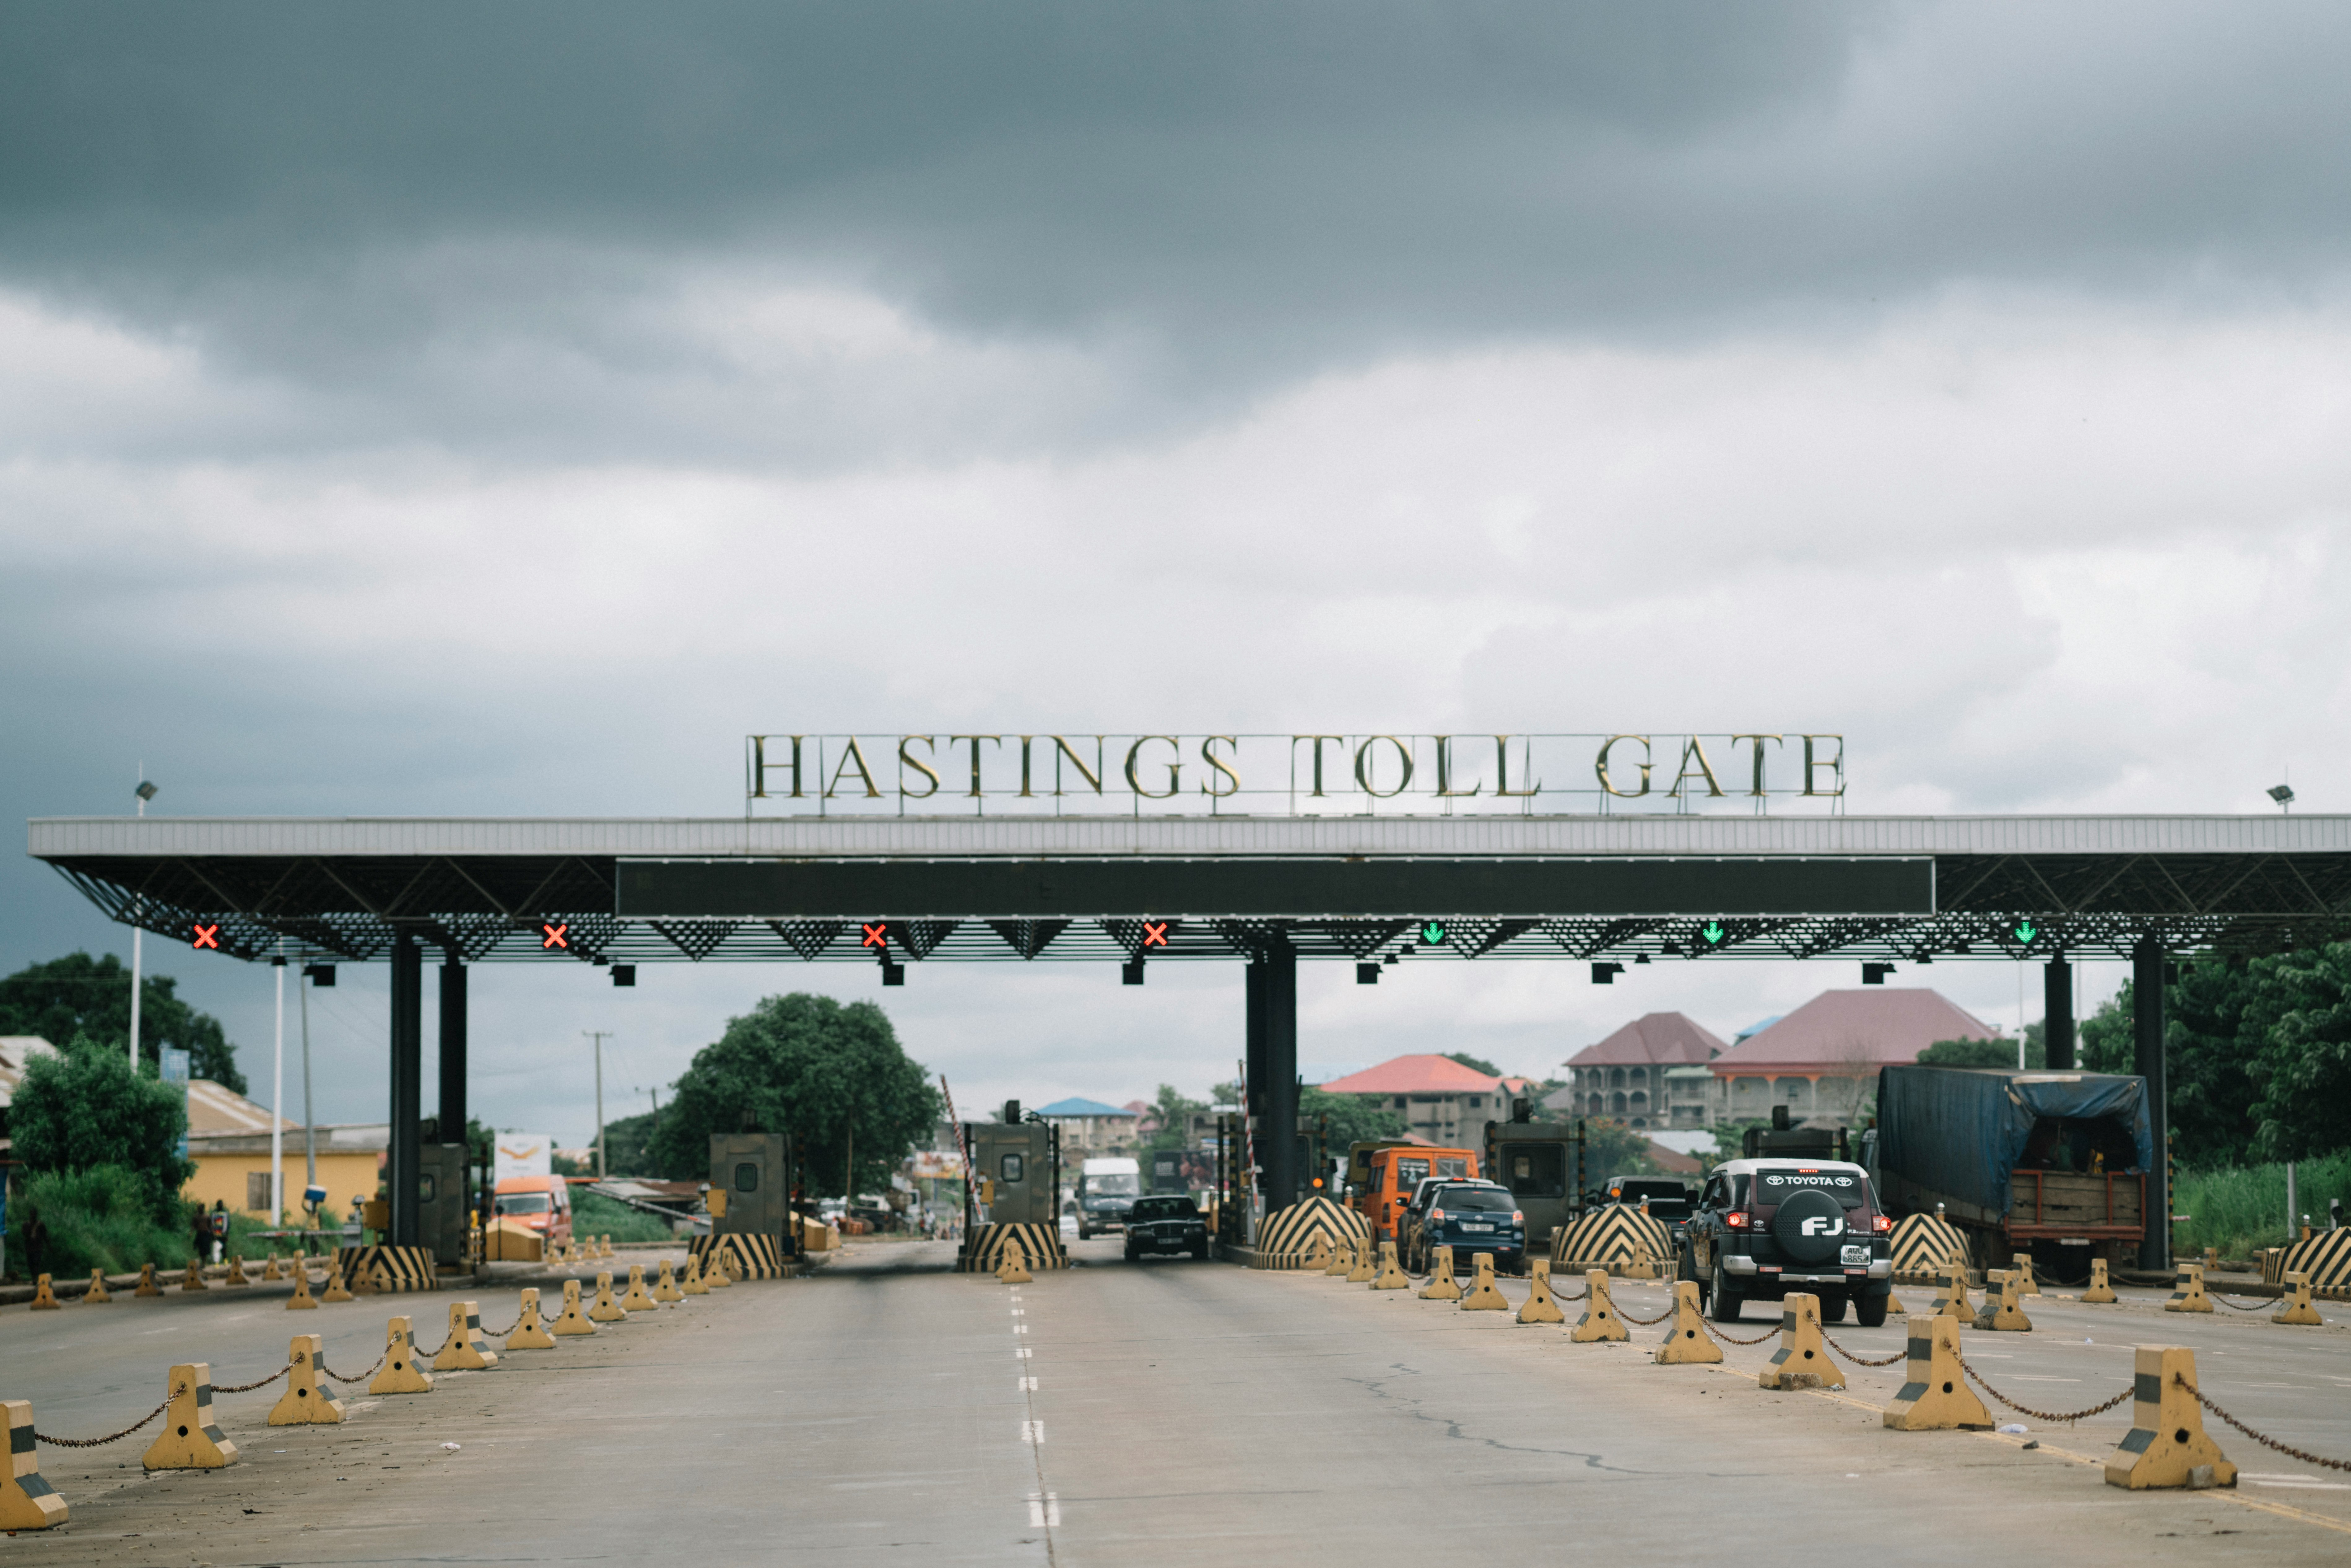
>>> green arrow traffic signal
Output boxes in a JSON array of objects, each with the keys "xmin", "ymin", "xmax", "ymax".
[
  {"xmin": 1700, "ymin": 920, "xmax": 1726, "ymax": 946},
  {"xmin": 2014, "ymin": 920, "xmax": 2038, "ymax": 944},
  {"xmin": 1419, "ymin": 920, "xmax": 1448, "ymax": 945}
]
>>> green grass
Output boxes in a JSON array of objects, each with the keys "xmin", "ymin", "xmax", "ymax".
[
  {"xmin": 570, "ymin": 1188, "xmax": 678, "ymax": 1244},
  {"xmin": 2172, "ymin": 1150, "xmax": 2351, "ymax": 1260},
  {"xmin": 8, "ymin": 1166, "xmax": 195, "ymax": 1279}
]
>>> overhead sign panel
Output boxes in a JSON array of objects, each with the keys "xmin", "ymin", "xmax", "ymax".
[{"xmin": 615, "ymin": 856, "xmax": 1935, "ymax": 919}]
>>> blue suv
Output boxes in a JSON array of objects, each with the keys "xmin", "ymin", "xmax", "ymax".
[{"xmin": 1404, "ymin": 1180, "xmax": 1525, "ymax": 1275}]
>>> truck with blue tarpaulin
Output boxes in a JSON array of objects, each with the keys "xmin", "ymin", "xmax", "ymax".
[{"xmin": 1868, "ymin": 1065, "xmax": 2153, "ymax": 1273}]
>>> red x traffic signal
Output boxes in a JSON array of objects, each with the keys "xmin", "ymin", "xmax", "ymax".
[
  {"xmin": 541, "ymin": 922, "xmax": 570, "ymax": 949},
  {"xmin": 190, "ymin": 922, "xmax": 221, "ymax": 950},
  {"xmin": 862, "ymin": 922, "xmax": 889, "ymax": 948}
]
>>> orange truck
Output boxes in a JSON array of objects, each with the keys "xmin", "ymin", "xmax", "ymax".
[{"xmin": 1350, "ymin": 1144, "xmax": 1480, "ymax": 1246}]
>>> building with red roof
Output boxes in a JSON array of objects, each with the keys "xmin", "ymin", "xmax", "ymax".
[
  {"xmin": 1706, "ymin": 988, "xmax": 1998, "ymax": 1127},
  {"xmin": 1542, "ymin": 1013, "xmax": 1727, "ymax": 1131},
  {"xmin": 1319, "ymin": 1054, "xmax": 1507, "ymax": 1146}
]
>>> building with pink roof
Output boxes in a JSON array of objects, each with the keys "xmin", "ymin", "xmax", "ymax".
[
  {"xmin": 1547, "ymin": 1012, "xmax": 1728, "ymax": 1130},
  {"xmin": 1706, "ymin": 988, "xmax": 1998, "ymax": 1127},
  {"xmin": 1319, "ymin": 1054, "xmax": 1507, "ymax": 1146}
]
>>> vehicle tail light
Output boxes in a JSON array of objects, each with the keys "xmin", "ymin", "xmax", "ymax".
[
  {"xmin": 1725, "ymin": 1211, "xmax": 1749, "ymax": 1229},
  {"xmin": 1430, "ymin": 1209, "xmax": 1446, "ymax": 1223},
  {"xmin": 1872, "ymin": 1213, "xmax": 1892, "ymax": 1233},
  {"xmin": 1512, "ymin": 1211, "xmax": 1523, "ymax": 1225}
]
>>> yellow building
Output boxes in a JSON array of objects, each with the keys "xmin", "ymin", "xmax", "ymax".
[{"xmin": 181, "ymin": 1079, "xmax": 385, "ymax": 1222}]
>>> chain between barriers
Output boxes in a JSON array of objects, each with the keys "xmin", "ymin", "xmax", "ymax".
[
  {"xmin": 2184, "ymin": 1377, "xmax": 2351, "ymax": 1472},
  {"xmin": 33, "ymin": 1398, "xmax": 172, "ymax": 1448},
  {"xmin": 211, "ymin": 1365, "xmax": 290, "ymax": 1394},
  {"xmin": 1823, "ymin": 1331, "xmax": 1907, "ymax": 1366},
  {"xmin": 1957, "ymin": 1353, "xmax": 2133, "ymax": 1423},
  {"xmin": 2209, "ymin": 1291, "xmax": 2274, "ymax": 1312},
  {"xmin": 319, "ymin": 1352, "xmax": 388, "ymax": 1386}
]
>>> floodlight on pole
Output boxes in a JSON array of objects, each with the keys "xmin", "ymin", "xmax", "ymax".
[
  {"xmin": 130, "ymin": 770, "xmax": 154, "ymax": 1070},
  {"xmin": 2268, "ymin": 783, "xmax": 2295, "ymax": 812}
]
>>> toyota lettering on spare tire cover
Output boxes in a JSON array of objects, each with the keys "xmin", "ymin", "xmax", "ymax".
[{"xmin": 1767, "ymin": 1186, "xmax": 1849, "ymax": 1264}]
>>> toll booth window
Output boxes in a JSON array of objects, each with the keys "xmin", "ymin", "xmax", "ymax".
[
  {"xmin": 734, "ymin": 1162, "xmax": 760, "ymax": 1192},
  {"xmin": 1000, "ymin": 1153, "xmax": 1025, "ymax": 1184},
  {"xmin": 1501, "ymin": 1144, "xmax": 1565, "ymax": 1199},
  {"xmin": 418, "ymin": 1174, "xmax": 437, "ymax": 1203},
  {"xmin": 1436, "ymin": 1157, "xmax": 1468, "ymax": 1180}
]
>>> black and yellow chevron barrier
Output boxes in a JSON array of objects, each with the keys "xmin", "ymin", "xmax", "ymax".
[
  {"xmin": 333, "ymin": 1245, "xmax": 436, "ymax": 1293},
  {"xmin": 1551, "ymin": 1206, "xmax": 1673, "ymax": 1274},
  {"xmin": 1889, "ymin": 1214, "xmax": 1970, "ymax": 1284},
  {"xmin": 690, "ymin": 1234, "xmax": 790, "ymax": 1281},
  {"xmin": 1250, "ymin": 1196, "xmax": 1370, "ymax": 1270},
  {"xmin": 959, "ymin": 1223, "xmax": 1066, "ymax": 1274},
  {"xmin": 2271, "ymin": 1229, "xmax": 2351, "ymax": 1299}
]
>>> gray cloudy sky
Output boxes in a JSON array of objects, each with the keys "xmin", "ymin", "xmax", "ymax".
[{"xmin": 4, "ymin": 2, "xmax": 2347, "ymax": 1146}]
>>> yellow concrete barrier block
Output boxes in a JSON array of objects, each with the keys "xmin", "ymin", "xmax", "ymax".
[
  {"xmin": 599, "ymin": 1234, "xmax": 614, "ymax": 1259},
  {"xmin": 321, "ymin": 1258, "xmax": 354, "ymax": 1303},
  {"xmin": 224, "ymin": 1254, "xmax": 251, "ymax": 1287},
  {"xmin": 2274, "ymin": 1271, "xmax": 2323, "ymax": 1326},
  {"xmin": 81, "ymin": 1268, "xmax": 111, "ymax": 1305},
  {"xmin": 2010, "ymin": 1253, "xmax": 2040, "ymax": 1296},
  {"xmin": 1621, "ymin": 1240, "xmax": 1659, "ymax": 1280},
  {"xmin": 506, "ymin": 1288, "xmax": 558, "ymax": 1350},
  {"xmin": 369, "ymin": 1316, "xmax": 435, "ymax": 1395},
  {"xmin": 1303, "ymin": 1235, "xmax": 1333, "ymax": 1271},
  {"xmin": 134, "ymin": 1263, "xmax": 161, "ymax": 1297},
  {"xmin": 1571, "ymin": 1271, "xmax": 1628, "ymax": 1343},
  {"xmin": 1321, "ymin": 1237, "xmax": 1352, "ymax": 1277},
  {"xmin": 550, "ymin": 1279, "xmax": 599, "ymax": 1336},
  {"xmin": 1882, "ymin": 1315, "xmax": 1992, "ymax": 1430},
  {"xmin": 142, "ymin": 1364, "xmax": 239, "ymax": 1470},
  {"xmin": 2105, "ymin": 1345, "xmax": 2236, "ymax": 1490},
  {"xmin": 434, "ymin": 1301, "xmax": 500, "ymax": 1371},
  {"xmin": 706, "ymin": 1250, "xmax": 737, "ymax": 1288},
  {"xmin": 1459, "ymin": 1252, "xmax": 1510, "ymax": 1312},
  {"xmin": 1975, "ymin": 1270, "xmax": 2033, "ymax": 1333},
  {"xmin": 1369, "ymin": 1240, "xmax": 1411, "ymax": 1290},
  {"xmin": 1517, "ymin": 1258, "xmax": 1567, "ymax": 1325},
  {"xmin": 653, "ymin": 1259, "xmax": 684, "ymax": 1304},
  {"xmin": 1346, "ymin": 1242, "xmax": 1375, "ymax": 1284},
  {"xmin": 1654, "ymin": 1281, "xmax": 1722, "ymax": 1364},
  {"xmin": 1930, "ymin": 1262, "xmax": 1972, "ymax": 1321},
  {"xmin": 286, "ymin": 1264, "xmax": 317, "ymax": 1310},
  {"xmin": 180, "ymin": 1259, "xmax": 207, "ymax": 1292},
  {"xmin": 268, "ymin": 1335, "xmax": 345, "ymax": 1426},
  {"xmin": 28, "ymin": 1273, "xmax": 59, "ymax": 1310},
  {"xmin": 619, "ymin": 1264, "xmax": 659, "ymax": 1313},
  {"xmin": 1759, "ymin": 1293, "xmax": 1845, "ymax": 1390},
  {"xmin": 1884, "ymin": 1289, "xmax": 1907, "ymax": 1315},
  {"xmin": 680, "ymin": 1255, "xmax": 711, "ymax": 1296},
  {"xmin": 588, "ymin": 1271, "xmax": 629, "ymax": 1322},
  {"xmin": 996, "ymin": 1236, "xmax": 1034, "ymax": 1284},
  {"xmin": 2083, "ymin": 1257, "xmax": 2119, "ymax": 1304},
  {"xmin": 2163, "ymin": 1264, "xmax": 2215, "ymax": 1314},
  {"xmin": 0, "ymin": 1400, "xmax": 68, "ymax": 1530},
  {"xmin": 1419, "ymin": 1247, "xmax": 1462, "ymax": 1300},
  {"xmin": 263, "ymin": 1254, "xmax": 283, "ymax": 1283}
]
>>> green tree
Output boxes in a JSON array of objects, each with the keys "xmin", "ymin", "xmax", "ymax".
[
  {"xmin": 10, "ymin": 1033, "xmax": 195, "ymax": 1223},
  {"xmin": 1918, "ymin": 1036, "xmax": 2042, "ymax": 1070},
  {"xmin": 598, "ymin": 1109, "xmax": 662, "ymax": 1175},
  {"xmin": 649, "ymin": 993, "xmax": 940, "ymax": 1199},
  {"xmin": 2241, "ymin": 941, "xmax": 2351, "ymax": 1160},
  {"xmin": 0, "ymin": 952, "xmax": 245, "ymax": 1094},
  {"xmin": 1583, "ymin": 1118, "xmax": 1659, "ymax": 1178},
  {"xmin": 1141, "ymin": 1085, "xmax": 1207, "ymax": 1153},
  {"xmin": 2075, "ymin": 962, "xmax": 2268, "ymax": 1168},
  {"xmin": 1299, "ymin": 1086, "xmax": 1408, "ymax": 1150},
  {"xmin": 1445, "ymin": 1051, "xmax": 1502, "ymax": 1077}
]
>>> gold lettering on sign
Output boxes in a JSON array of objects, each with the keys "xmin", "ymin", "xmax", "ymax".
[
  {"xmin": 1018, "ymin": 736, "xmax": 1038, "ymax": 797},
  {"xmin": 1051, "ymin": 736, "xmax": 1104, "ymax": 796},
  {"xmin": 1668, "ymin": 737, "xmax": 1724, "ymax": 798},
  {"xmin": 1494, "ymin": 735, "xmax": 1539, "ymax": 798},
  {"xmin": 1294, "ymin": 736, "xmax": 1346, "ymax": 797},
  {"xmin": 1801, "ymin": 735, "xmax": 1845, "ymax": 797},
  {"xmin": 1123, "ymin": 736, "xmax": 1182, "ymax": 799},
  {"xmin": 751, "ymin": 735, "xmax": 806, "ymax": 799},
  {"xmin": 1433, "ymin": 737, "xmax": 1479, "ymax": 797},
  {"xmin": 1595, "ymin": 735, "xmax": 1652, "ymax": 797},
  {"xmin": 897, "ymin": 736, "xmax": 941, "ymax": 798},
  {"xmin": 825, "ymin": 738, "xmax": 883, "ymax": 799},
  {"xmin": 1731, "ymin": 734, "xmax": 1781, "ymax": 797},
  {"xmin": 1200, "ymin": 736, "xmax": 1241, "ymax": 797},
  {"xmin": 1353, "ymin": 736, "xmax": 1414, "ymax": 798},
  {"xmin": 950, "ymin": 735, "xmax": 1000, "ymax": 797}
]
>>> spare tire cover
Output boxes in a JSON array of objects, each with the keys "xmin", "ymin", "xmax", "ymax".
[{"xmin": 1770, "ymin": 1189, "xmax": 1849, "ymax": 1264}]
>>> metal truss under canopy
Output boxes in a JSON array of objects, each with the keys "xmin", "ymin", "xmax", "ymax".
[{"xmin": 29, "ymin": 813, "xmax": 2351, "ymax": 966}]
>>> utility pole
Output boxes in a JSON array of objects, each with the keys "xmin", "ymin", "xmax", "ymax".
[
  {"xmin": 584, "ymin": 1031, "xmax": 612, "ymax": 1179},
  {"xmin": 130, "ymin": 769, "xmax": 154, "ymax": 1071}
]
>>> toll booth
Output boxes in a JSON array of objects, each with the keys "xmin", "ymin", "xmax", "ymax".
[
  {"xmin": 416, "ymin": 1142, "xmax": 470, "ymax": 1268},
  {"xmin": 709, "ymin": 1132, "xmax": 796, "ymax": 1256},
  {"xmin": 1484, "ymin": 1109, "xmax": 1585, "ymax": 1255},
  {"xmin": 1148, "ymin": 1148, "xmax": 1188, "ymax": 1195},
  {"xmin": 968, "ymin": 1118, "xmax": 1057, "ymax": 1226}
]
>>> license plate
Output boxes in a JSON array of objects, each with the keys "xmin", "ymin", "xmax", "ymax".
[
  {"xmin": 1464, "ymin": 1223, "xmax": 1494, "ymax": 1232},
  {"xmin": 1840, "ymin": 1244, "xmax": 1869, "ymax": 1266}
]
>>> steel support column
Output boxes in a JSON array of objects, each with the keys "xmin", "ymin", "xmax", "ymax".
[
  {"xmin": 2133, "ymin": 936, "xmax": 2168, "ymax": 1271},
  {"xmin": 2043, "ymin": 956, "xmax": 2074, "ymax": 1071},
  {"xmin": 1261, "ymin": 941, "xmax": 1299, "ymax": 1214},
  {"xmin": 389, "ymin": 932, "xmax": 422, "ymax": 1247},
  {"xmin": 437, "ymin": 955, "xmax": 467, "ymax": 1142}
]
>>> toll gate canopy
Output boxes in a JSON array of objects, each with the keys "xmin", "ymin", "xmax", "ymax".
[{"xmin": 27, "ymin": 812, "xmax": 2351, "ymax": 1264}]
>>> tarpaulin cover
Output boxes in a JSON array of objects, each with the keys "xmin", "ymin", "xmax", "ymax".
[{"xmin": 1876, "ymin": 1065, "xmax": 2153, "ymax": 1218}]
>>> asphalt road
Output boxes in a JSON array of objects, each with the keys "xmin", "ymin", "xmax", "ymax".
[{"xmin": 2, "ymin": 1239, "xmax": 2348, "ymax": 1565}]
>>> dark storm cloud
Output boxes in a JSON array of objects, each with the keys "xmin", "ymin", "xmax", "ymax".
[{"xmin": 10, "ymin": 0, "xmax": 2351, "ymax": 464}]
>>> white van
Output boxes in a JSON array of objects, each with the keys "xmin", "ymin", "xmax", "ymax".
[{"xmin": 1077, "ymin": 1157, "xmax": 1141, "ymax": 1238}]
